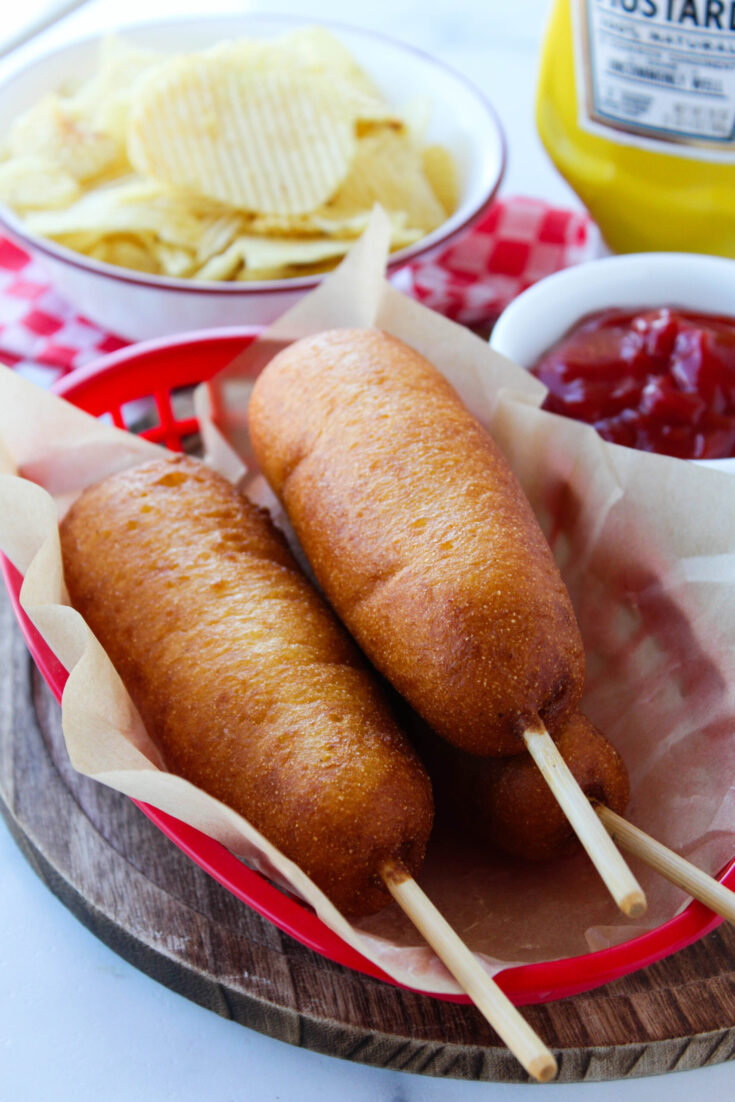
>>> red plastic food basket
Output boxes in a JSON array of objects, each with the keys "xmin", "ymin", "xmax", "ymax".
[{"xmin": 2, "ymin": 326, "xmax": 733, "ymax": 1006}]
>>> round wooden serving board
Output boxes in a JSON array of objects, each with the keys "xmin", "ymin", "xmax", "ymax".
[{"xmin": 3, "ymin": 587, "xmax": 735, "ymax": 1085}]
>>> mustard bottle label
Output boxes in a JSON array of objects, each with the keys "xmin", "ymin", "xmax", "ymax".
[{"xmin": 572, "ymin": 0, "xmax": 735, "ymax": 159}]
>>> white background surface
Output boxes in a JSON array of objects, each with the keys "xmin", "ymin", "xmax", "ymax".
[{"xmin": 1, "ymin": 1, "xmax": 734, "ymax": 1099}]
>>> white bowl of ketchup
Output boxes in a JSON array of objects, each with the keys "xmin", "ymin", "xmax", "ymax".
[{"xmin": 490, "ymin": 252, "xmax": 735, "ymax": 473}]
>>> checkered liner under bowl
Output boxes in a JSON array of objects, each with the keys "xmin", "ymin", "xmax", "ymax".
[{"xmin": 0, "ymin": 197, "xmax": 599, "ymax": 386}]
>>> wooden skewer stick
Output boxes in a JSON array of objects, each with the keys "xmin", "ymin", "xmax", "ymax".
[
  {"xmin": 380, "ymin": 858, "xmax": 558, "ymax": 1083},
  {"xmin": 523, "ymin": 719, "xmax": 647, "ymax": 919},
  {"xmin": 597, "ymin": 805, "xmax": 735, "ymax": 924}
]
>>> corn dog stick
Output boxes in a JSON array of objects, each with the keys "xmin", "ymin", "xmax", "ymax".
[
  {"xmin": 597, "ymin": 805, "xmax": 735, "ymax": 924},
  {"xmin": 380, "ymin": 858, "xmax": 558, "ymax": 1083},
  {"xmin": 523, "ymin": 720, "xmax": 647, "ymax": 919}
]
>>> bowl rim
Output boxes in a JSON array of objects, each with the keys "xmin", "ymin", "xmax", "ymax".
[
  {"xmin": 490, "ymin": 251, "xmax": 735, "ymax": 468},
  {"xmin": 6, "ymin": 323, "xmax": 728, "ymax": 1007},
  {"xmin": 0, "ymin": 12, "xmax": 506, "ymax": 295},
  {"xmin": 490, "ymin": 250, "xmax": 735, "ymax": 362}
]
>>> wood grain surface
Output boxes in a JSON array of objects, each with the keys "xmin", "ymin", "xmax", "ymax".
[{"xmin": 3, "ymin": 585, "xmax": 735, "ymax": 1085}]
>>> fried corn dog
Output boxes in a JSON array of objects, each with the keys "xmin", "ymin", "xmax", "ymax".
[
  {"xmin": 423, "ymin": 713, "xmax": 630, "ymax": 861},
  {"xmin": 248, "ymin": 328, "xmax": 585, "ymax": 757},
  {"xmin": 59, "ymin": 455, "xmax": 434, "ymax": 917}
]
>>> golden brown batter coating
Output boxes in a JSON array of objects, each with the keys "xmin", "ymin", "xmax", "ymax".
[
  {"xmin": 249, "ymin": 328, "xmax": 585, "ymax": 756},
  {"xmin": 59, "ymin": 455, "xmax": 433, "ymax": 917},
  {"xmin": 426, "ymin": 713, "xmax": 629, "ymax": 861}
]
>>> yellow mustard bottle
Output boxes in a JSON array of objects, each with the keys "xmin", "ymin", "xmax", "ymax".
[{"xmin": 537, "ymin": 0, "xmax": 735, "ymax": 255}]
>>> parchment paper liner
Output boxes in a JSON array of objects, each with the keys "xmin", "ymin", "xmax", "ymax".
[{"xmin": 1, "ymin": 209, "xmax": 735, "ymax": 995}]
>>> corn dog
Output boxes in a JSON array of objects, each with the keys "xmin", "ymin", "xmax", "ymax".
[
  {"xmin": 422, "ymin": 713, "xmax": 630, "ymax": 861},
  {"xmin": 59, "ymin": 455, "xmax": 434, "ymax": 917},
  {"xmin": 248, "ymin": 328, "xmax": 585, "ymax": 757}
]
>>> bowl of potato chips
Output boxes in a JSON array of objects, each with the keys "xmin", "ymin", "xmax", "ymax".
[{"xmin": 0, "ymin": 16, "xmax": 504, "ymax": 340}]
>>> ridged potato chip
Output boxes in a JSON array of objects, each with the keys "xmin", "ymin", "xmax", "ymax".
[
  {"xmin": 207, "ymin": 28, "xmax": 397, "ymax": 119},
  {"xmin": 276, "ymin": 29, "xmax": 403, "ymax": 130},
  {"xmin": 279, "ymin": 27, "xmax": 383, "ymax": 97},
  {"xmin": 325, "ymin": 129, "xmax": 446, "ymax": 233},
  {"xmin": 127, "ymin": 57, "xmax": 356, "ymax": 215},
  {"xmin": 0, "ymin": 155, "xmax": 80, "ymax": 210}
]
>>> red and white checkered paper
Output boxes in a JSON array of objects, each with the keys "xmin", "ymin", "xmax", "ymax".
[
  {"xmin": 0, "ymin": 236, "xmax": 126, "ymax": 389},
  {"xmin": 399, "ymin": 196, "xmax": 600, "ymax": 327},
  {"xmin": 0, "ymin": 197, "xmax": 599, "ymax": 387}
]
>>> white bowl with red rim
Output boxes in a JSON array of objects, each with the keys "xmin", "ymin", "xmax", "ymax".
[
  {"xmin": 490, "ymin": 252, "xmax": 735, "ymax": 473},
  {"xmin": 0, "ymin": 15, "xmax": 505, "ymax": 341}
]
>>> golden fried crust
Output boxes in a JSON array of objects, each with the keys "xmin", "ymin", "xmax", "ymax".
[
  {"xmin": 431, "ymin": 713, "xmax": 630, "ymax": 861},
  {"xmin": 59, "ymin": 455, "xmax": 433, "ymax": 917},
  {"xmin": 249, "ymin": 328, "xmax": 585, "ymax": 756}
]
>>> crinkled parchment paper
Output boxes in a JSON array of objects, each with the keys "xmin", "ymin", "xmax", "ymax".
[{"xmin": 1, "ymin": 208, "xmax": 735, "ymax": 995}]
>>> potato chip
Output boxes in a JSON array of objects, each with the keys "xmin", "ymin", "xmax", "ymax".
[
  {"xmin": 206, "ymin": 31, "xmax": 402, "ymax": 132},
  {"xmin": 193, "ymin": 38, "xmax": 274, "ymax": 75},
  {"xmin": 195, "ymin": 212, "xmax": 244, "ymax": 264},
  {"xmin": 278, "ymin": 27, "xmax": 384, "ymax": 101},
  {"xmin": 24, "ymin": 179, "xmax": 196, "ymax": 243},
  {"xmin": 235, "ymin": 257, "xmax": 343, "ymax": 281},
  {"xmin": 276, "ymin": 29, "xmax": 403, "ymax": 129},
  {"xmin": 24, "ymin": 176, "xmax": 243, "ymax": 257},
  {"xmin": 193, "ymin": 240, "xmax": 244, "ymax": 282},
  {"xmin": 246, "ymin": 206, "xmax": 423, "ymax": 248},
  {"xmin": 400, "ymin": 96, "xmax": 432, "ymax": 142},
  {"xmin": 54, "ymin": 231, "xmax": 109, "ymax": 252},
  {"xmin": 243, "ymin": 209, "xmax": 355, "ymax": 238},
  {"xmin": 87, "ymin": 233, "xmax": 159, "ymax": 273},
  {"xmin": 127, "ymin": 58, "xmax": 356, "ymax": 215},
  {"xmin": 323, "ymin": 129, "xmax": 446, "ymax": 234},
  {"xmin": 153, "ymin": 241, "xmax": 196, "ymax": 277},
  {"xmin": 7, "ymin": 95, "xmax": 123, "ymax": 183},
  {"xmin": 195, "ymin": 233, "xmax": 355, "ymax": 281},
  {"xmin": 109, "ymin": 177, "xmax": 234, "ymax": 226},
  {"xmin": 384, "ymin": 219, "xmax": 425, "ymax": 249},
  {"xmin": 234, "ymin": 265, "xmax": 294, "ymax": 282},
  {"xmin": 423, "ymin": 143, "xmax": 459, "ymax": 215},
  {"xmin": 68, "ymin": 36, "xmax": 164, "ymax": 149},
  {"xmin": 0, "ymin": 155, "xmax": 80, "ymax": 210},
  {"xmin": 237, "ymin": 234, "xmax": 356, "ymax": 269}
]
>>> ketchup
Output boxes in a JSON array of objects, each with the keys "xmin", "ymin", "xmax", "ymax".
[{"xmin": 531, "ymin": 308, "xmax": 735, "ymax": 460}]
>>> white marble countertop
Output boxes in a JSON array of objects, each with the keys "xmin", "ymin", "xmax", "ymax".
[{"xmin": 1, "ymin": 1, "xmax": 735, "ymax": 1099}]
